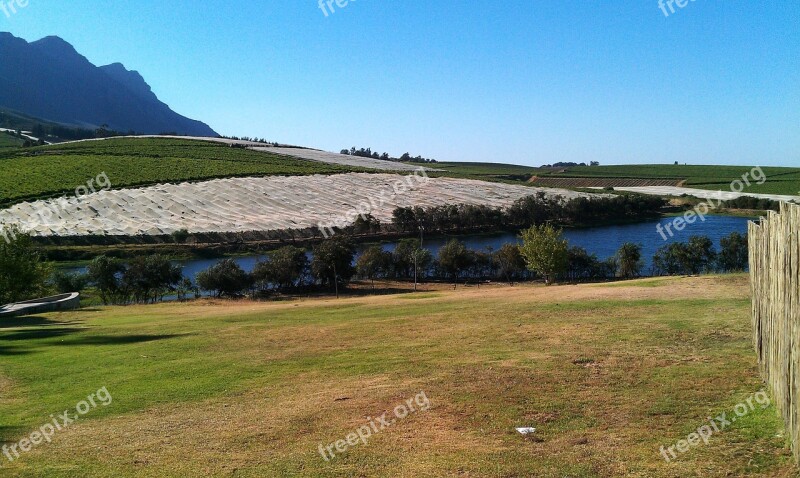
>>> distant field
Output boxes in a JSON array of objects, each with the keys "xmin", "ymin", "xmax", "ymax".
[
  {"xmin": 0, "ymin": 138, "xmax": 356, "ymax": 207},
  {"xmin": 0, "ymin": 275, "xmax": 793, "ymax": 476},
  {"xmin": 0, "ymin": 133, "xmax": 24, "ymax": 150},
  {"xmin": 536, "ymin": 165, "xmax": 800, "ymax": 195}
]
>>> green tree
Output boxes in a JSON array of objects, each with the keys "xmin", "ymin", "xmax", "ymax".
[
  {"xmin": 686, "ymin": 235, "xmax": 717, "ymax": 274},
  {"xmin": 86, "ymin": 255, "xmax": 127, "ymax": 305},
  {"xmin": 311, "ymin": 236, "xmax": 356, "ymax": 290},
  {"xmin": 356, "ymin": 246, "xmax": 392, "ymax": 289},
  {"xmin": 0, "ymin": 226, "xmax": 51, "ymax": 304},
  {"xmin": 253, "ymin": 246, "xmax": 309, "ymax": 291},
  {"xmin": 519, "ymin": 224, "xmax": 569, "ymax": 285},
  {"xmin": 50, "ymin": 270, "xmax": 89, "ymax": 294},
  {"xmin": 392, "ymin": 239, "xmax": 421, "ymax": 278},
  {"xmin": 718, "ymin": 232, "xmax": 748, "ymax": 272},
  {"xmin": 196, "ymin": 259, "xmax": 251, "ymax": 298},
  {"xmin": 437, "ymin": 239, "xmax": 471, "ymax": 285},
  {"xmin": 616, "ymin": 242, "xmax": 643, "ymax": 279},
  {"xmin": 494, "ymin": 243, "xmax": 526, "ymax": 284},
  {"xmin": 122, "ymin": 255, "xmax": 183, "ymax": 304}
]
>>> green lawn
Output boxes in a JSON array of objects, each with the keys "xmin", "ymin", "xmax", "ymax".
[
  {"xmin": 0, "ymin": 275, "xmax": 793, "ymax": 477},
  {"xmin": 0, "ymin": 138, "xmax": 358, "ymax": 207}
]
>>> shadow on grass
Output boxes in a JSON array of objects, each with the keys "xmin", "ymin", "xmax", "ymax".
[
  {"xmin": 0, "ymin": 327, "xmax": 86, "ymax": 341},
  {"xmin": 0, "ymin": 345, "xmax": 31, "ymax": 356},
  {"xmin": 53, "ymin": 334, "xmax": 189, "ymax": 346},
  {"xmin": 0, "ymin": 316, "xmax": 81, "ymax": 330},
  {"xmin": 0, "ymin": 425, "xmax": 25, "ymax": 444},
  {"xmin": 0, "ymin": 314, "xmax": 188, "ymax": 353}
]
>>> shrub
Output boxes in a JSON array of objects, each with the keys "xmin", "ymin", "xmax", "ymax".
[{"xmin": 196, "ymin": 259, "xmax": 251, "ymax": 298}]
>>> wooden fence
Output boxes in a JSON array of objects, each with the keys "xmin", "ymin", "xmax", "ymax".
[{"xmin": 749, "ymin": 202, "xmax": 800, "ymax": 461}]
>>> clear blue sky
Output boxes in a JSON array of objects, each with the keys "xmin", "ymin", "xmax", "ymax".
[{"xmin": 2, "ymin": 0, "xmax": 798, "ymax": 166}]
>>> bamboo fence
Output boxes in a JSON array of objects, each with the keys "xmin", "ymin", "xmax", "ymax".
[{"xmin": 749, "ymin": 202, "xmax": 800, "ymax": 461}]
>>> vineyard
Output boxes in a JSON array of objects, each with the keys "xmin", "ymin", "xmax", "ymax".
[
  {"xmin": 529, "ymin": 177, "xmax": 683, "ymax": 188},
  {"xmin": 535, "ymin": 164, "xmax": 800, "ymax": 195},
  {"xmin": 0, "ymin": 138, "xmax": 357, "ymax": 207}
]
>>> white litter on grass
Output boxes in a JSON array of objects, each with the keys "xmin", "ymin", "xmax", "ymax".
[{"xmin": 516, "ymin": 427, "xmax": 536, "ymax": 435}]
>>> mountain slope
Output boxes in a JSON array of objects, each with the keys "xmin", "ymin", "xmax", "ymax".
[{"xmin": 0, "ymin": 33, "xmax": 217, "ymax": 136}]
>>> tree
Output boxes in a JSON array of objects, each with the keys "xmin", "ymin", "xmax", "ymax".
[
  {"xmin": 494, "ymin": 244, "xmax": 526, "ymax": 284},
  {"xmin": 356, "ymin": 246, "xmax": 392, "ymax": 289},
  {"xmin": 392, "ymin": 239, "xmax": 420, "ymax": 278},
  {"xmin": 171, "ymin": 228, "xmax": 190, "ymax": 244},
  {"xmin": 652, "ymin": 236, "xmax": 716, "ymax": 276},
  {"xmin": 50, "ymin": 270, "xmax": 89, "ymax": 294},
  {"xmin": 519, "ymin": 224, "xmax": 568, "ymax": 285},
  {"xmin": 86, "ymin": 255, "xmax": 126, "ymax": 305},
  {"xmin": 686, "ymin": 235, "xmax": 717, "ymax": 274},
  {"xmin": 196, "ymin": 259, "xmax": 251, "ymax": 298},
  {"xmin": 565, "ymin": 246, "xmax": 605, "ymax": 281},
  {"xmin": 311, "ymin": 236, "xmax": 356, "ymax": 291},
  {"xmin": 718, "ymin": 232, "xmax": 748, "ymax": 272},
  {"xmin": 653, "ymin": 243, "xmax": 688, "ymax": 276},
  {"xmin": 122, "ymin": 255, "xmax": 183, "ymax": 303},
  {"xmin": 252, "ymin": 246, "xmax": 309, "ymax": 291},
  {"xmin": 0, "ymin": 226, "xmax": 51, "ymax": 304},
  {"xmin": 352, "ymin": 214, "xmax": 381, "ymax": 235},
  {"xmin": 616, "ymin": 242, "xmax": 643, "ymax": 279},
  {"xmin": 437, "ymin": 239, "xmax": 471, "ymax": 285}
]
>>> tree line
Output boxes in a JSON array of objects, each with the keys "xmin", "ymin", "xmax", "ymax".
[{"xmin": 339, "ymin": 147, "xmax": 439, "ymax": 164}]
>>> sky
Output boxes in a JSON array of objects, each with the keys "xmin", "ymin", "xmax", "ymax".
[{"xmin": 2, "ymin": 0, "xmax": 798, "ymax": 167}]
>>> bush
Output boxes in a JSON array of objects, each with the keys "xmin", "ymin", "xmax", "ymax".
[
  {"xmin": 196, "ymin": 259, "xmax": 251, "ymax": 298},
  {"xmin": 252, "ymin": 246, "xmax": 309, "ymax": 291},
  {"xmin": 718, "ymin": 232, "xmax": 748, "ymax": 272},
  {"xmin": 86, "ymin": 255, "xmax": 126, "ymax": 305},
  {"xmin": 0, "ymin": 226, "xmax": 51, "ymax": 304},
  {"xmin": 50, "ymin": 270, "xmax": 89, "ymax": 294}
]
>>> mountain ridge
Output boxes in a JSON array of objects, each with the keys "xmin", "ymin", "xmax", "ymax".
[{"xmin": 0, "ymin": 33, "xmax": 217, "ymax": 136}]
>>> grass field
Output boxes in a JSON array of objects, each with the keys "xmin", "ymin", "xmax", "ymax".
[
  {"xmin": 0, "ymin": 276, "xmax": 794, "ymax": 477},
  {"xmin": 0, "ymin": 134, "xmax": 24, "ymax": 151},
  {"xmin": 537, "ymin": 165, "xmax": 800, "ymax": 196},
  {"xmin": 0, "ymin": 138, "xmax": 357, "ymax": 207}
]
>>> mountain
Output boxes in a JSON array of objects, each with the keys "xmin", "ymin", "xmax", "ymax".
[{"xmin": 0, "ymin": 33, "xmax": 217, "ymax": 136}]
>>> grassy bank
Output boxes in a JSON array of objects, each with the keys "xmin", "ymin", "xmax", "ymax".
[{"xmin": 0, "ymin": 275, "xmax": 793, "ymax": 477}]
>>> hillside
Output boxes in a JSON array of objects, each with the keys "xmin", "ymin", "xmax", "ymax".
[
  {"xmin": 0, "ymin": 138, "xmax": 356, "ymax": 207},
  {"xmin": 0, "ymin": 33, "xmax": 217, "ymax": 137},
  {"xmin": 533, "ymin": 164, "xmax": 800, "ymax": 196}
]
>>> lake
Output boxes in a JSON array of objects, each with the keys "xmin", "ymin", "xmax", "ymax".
[{"xmin": 172, "ymin": 215, "xmax": 752, "ymax": 280}]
